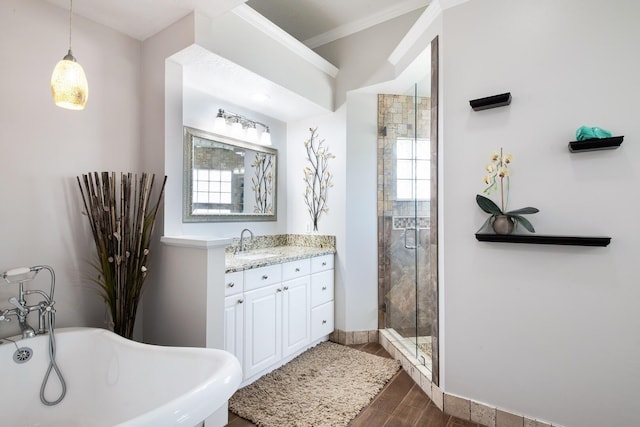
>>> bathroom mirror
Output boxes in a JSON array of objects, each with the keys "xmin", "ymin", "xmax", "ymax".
[{"xmin": 183, "ymin": 126, "xmax": 277, "ymax": 222}]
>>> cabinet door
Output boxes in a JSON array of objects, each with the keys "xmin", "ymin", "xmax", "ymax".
[
  {"xmin": 311, "ymin": 301, "xmax": 334, "ymax": 342},
  {"xmin": 311, "ymin": 269, "xmax": 334, "ymax": 307},
  {"xmin": 282, "ymin": 276, "xmax": 311, "ymax": 358},
  {"xmin": 244, "ymin": 284, "xmax": 282, "ymax": 379},
  {"xmin": 224, "ymin": 295, "xmax": 244, "ymax": 368}
]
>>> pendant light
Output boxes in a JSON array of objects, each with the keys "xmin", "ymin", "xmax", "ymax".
[{"xmin": 51, "ymin": 0, "xmax": 88, "ymax": 110}]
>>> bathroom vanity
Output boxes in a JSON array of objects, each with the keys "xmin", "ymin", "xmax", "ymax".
[
  {"xmin": 146, "ymin": 234, "xmax": 336, "ymax": 392},
  {"xmin": 224, "ymin": 247, "xmax": 335, "ymax": 386}
]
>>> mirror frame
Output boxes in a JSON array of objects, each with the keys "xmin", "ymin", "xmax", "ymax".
[{"xmin": 183, "ymin": 126, "xmax": 278, "ymax": 223}]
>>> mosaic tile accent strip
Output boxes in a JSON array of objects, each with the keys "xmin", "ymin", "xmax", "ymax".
[{"xmin": 392, "ymin": 216, "xmax": 430, "ymax": 230}]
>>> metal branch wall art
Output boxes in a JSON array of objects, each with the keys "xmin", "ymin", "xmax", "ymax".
[
  {"xmin": 251, "ymin": 152, "xmax": 273, "ymax": 214},
  {"xmin": 303, "ymin": 127, "xmax": 334, "ymax": 231}
]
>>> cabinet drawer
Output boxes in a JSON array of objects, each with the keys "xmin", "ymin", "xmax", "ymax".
[
  {"xmin": 244, "ymin": 264, "xmax": 282, "ymax": 291},
  {"xmin": 225, "ymin": 271, "xmax": 244, "ymax": 296},
  {"xmin": 311, "ymin": 301, "xmax": 334, "ymax": 341},
  {"xmin": 311, "ymin": 254, "xmax": 334, "ymax": 273},
  {"xmin": 282, "ymin": 258, "xmax": 311, "ymax": 281},
  {"xmin": 311, "ymin": 269, "xmax": 334, "ymax": 307}
]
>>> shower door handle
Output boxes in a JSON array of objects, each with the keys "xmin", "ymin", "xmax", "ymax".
[{"xmin": 403, "ymin": 227, "xmax": 418, "ymax": 250}]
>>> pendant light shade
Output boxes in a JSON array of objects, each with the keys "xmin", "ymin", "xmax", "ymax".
[
  {"xmin": 51, "ymin": 0, "xmax": 88, "ymax": 110},
  {"xmin": 51, "ymin": 50, "xmax": 88, "ymax": 110}
]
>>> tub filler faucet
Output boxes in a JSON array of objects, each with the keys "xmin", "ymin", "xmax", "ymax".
[
  {"xmin": 7, "ymin": 297, "xmax": 36, "ymax": 338},
  {"xmin": 0, "ymin": 266, "xmax": 56, "ymax": 339}
]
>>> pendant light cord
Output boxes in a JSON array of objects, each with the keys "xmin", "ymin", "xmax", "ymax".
[{"xmin": 68, "ymin": 0, "xmax": 73, "ymax": 52}]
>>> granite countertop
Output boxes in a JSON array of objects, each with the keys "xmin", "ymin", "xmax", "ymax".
[{"xmin": 225, "ymin": 246, "xmax": 335, "ymax": 273}]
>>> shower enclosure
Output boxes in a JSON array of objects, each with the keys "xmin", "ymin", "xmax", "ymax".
[{"xmin": 377, "ymin": 38, "xmax": 438, "ymax": 383}]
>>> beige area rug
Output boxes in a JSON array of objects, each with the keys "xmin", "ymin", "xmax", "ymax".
[{"xmin": 229, "ymin": 342, "xmax": 401, "ymax": 427}]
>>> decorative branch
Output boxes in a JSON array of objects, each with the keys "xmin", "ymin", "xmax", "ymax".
[
  {"xmin": 77, "ymin": 172, "xmax": 166, "ymax": 339},
  {"xmin": 251, "ymin": 153, "xmax": 273, "ymax": 214},
  {"xmin": 303, "ymin": 127, "xmax": 334, "ymax": 231}
]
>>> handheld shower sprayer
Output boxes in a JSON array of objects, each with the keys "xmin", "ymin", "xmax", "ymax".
[
  {"xmin": 0, "ymin": 264, "xmax": 65, "ymax": 405},
  {"xmin": 0, "ymin": 265, "xmax": 55, "ymax": 302}
]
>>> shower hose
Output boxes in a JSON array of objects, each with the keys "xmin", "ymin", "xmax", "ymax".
[{"xmin": 40, "ymin": 307, "xmax": 66, "ymax": 406}]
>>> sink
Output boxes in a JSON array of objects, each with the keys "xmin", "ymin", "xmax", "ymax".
[{"xmin": 235, "ymin": 252, "xmax": 279, "ymax": 261}]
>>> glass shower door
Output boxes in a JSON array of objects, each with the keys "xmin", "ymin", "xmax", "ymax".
[{"xmin": 378, "ymin": 77, "xmax": 435, "ymax": 372}]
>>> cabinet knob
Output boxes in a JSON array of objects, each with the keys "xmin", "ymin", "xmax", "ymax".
[
  {"xmin": 262, "ymin": 275, "xmax": 269, "ymax": 280},
  {"xmin": 283, "ymin": 286, "xmax": 289, "ymax": 291},
  {"xmin": 237, "ymin": 299, "xmax": 244, "ymax": 304},
  {"xmin": 276, "ymin": 288, "xmax": 282, "ymax": 293},
  {"xmin": 322, "ymin": 320, "xmax": 327, "ymax": 324},
  {"xmin": 322, "ymin": 286, "xmax": 327, "ymax": 291},
  {"xmin": 322, "ymin": 262, "xmax": 327, "ymax": 266},
  {"xmin": 227, "ymin": 282, "xmax": 235, "ymax": 288},
  {"xmin": 295, "ymin": 268, "xmax": 300, "ymax": 272}
]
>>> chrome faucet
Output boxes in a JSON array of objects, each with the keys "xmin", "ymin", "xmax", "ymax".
[
  {"xmin": 0, "ymin": 265, "xmax": 56, "ymax": 339},
  {"xmin": 239, "ymin": 228, "xmax": 254, "ymax": 253},
  {"xmin": 8, "ymin": 297, "xmax": 36, "ymax": 338}
]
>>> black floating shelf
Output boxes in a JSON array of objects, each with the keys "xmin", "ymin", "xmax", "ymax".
[
  {"xmin": 475, "ymin": 233, "xmax": 611, "ymax": 247},
  {"xmin": 469, "ymin": 92, "xmax": 512, "ymax": 111},
  {"xmin": 568, "ymin": 136, "xmax": 624, "ymax": 152}
]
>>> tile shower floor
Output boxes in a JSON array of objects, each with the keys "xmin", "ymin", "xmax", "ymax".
[{"xmin": 226, "ymin": 342, "xmax": 478, "ymax": 427}]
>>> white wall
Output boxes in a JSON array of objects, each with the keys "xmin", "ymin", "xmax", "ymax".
[
  {"xmin": 285, "ymin": 9, "xmax": 433, "ymax": 333},
  {"xmin": 286, "ymin": 109, "xmax": 347, "ymax": 327},
  {"xmin": 194, "ymin": 9, "xmax": 335, "ymax": 111},
  {"xmin": 140, "ymin": 14, "xmax": 195, "ymax": 338},
  {"xmin": 344, "ymin": 93, "xmax": 379, "ymax": 332},
  {"xmin": 314, "ymin": 9, "xmax": 425, "ymax": 108},
  {"xmin": 440, "ymin": 1, "xmax": 640, "ymax": 425},
  {"xmin": 0, "ymin": 0, "xmax": 142, "ymax": 336}
]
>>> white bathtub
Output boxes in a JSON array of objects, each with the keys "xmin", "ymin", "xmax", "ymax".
[{"xmin": 1, "ymin": 327, "xmax": 242, "ymax": 427}]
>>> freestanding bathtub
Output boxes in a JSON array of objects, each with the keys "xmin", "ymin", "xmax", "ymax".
[{"xmin": 1, "ymin": 327, "xmax": 242, "ymax": 426}]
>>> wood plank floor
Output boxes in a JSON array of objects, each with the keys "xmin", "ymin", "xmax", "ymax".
[{"xmin": 226, "ymin": 342, "xmax": 479, "ymax": 427}]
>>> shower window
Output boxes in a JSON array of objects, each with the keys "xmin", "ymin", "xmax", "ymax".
[{"xmin": 396, "ymin": 138, "xmax": 430, "ymax": 201}]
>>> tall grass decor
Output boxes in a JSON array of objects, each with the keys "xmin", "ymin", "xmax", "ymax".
[{"xmin": 77, "ymin": 172, "xmax": 167, "ymax": 339}]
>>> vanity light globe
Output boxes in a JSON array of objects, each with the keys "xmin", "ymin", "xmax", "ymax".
[
  {"xmin": 51, "ymin": 53, "xmax": 89, "ymax": 110},
  {"xmin": 213, "ymin": 115, "xmax": 227, "ymax": 134},
  {"xmin": 246, "ymin": 126, "xmax": 258, "ymax": 142},
  {"xmin": 231, "ymin": 121, "xmax": 244, "ymax": 139},
  {"xmin": 260, "ymin": 129, "xmax": 272, "ymax": 146}
]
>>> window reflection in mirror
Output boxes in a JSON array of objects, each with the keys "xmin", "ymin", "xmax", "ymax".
[{"xmin": 183, "ymin": 126, "xmax": 277, "ymax": 222}]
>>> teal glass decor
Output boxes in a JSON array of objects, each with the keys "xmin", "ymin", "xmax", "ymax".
[{"xmin": 576, "ymin": 126, "xmax": 612, "ymax": 141}]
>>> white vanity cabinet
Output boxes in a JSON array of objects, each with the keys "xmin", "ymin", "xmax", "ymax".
[
  {"xmin": 226, "ymin": 253, "xmax": 333, "ymax": 385},
  {"xmin": 281, "ymin": 259, "xmax": 311, "ymax": 358},
  {"xmin": 244, "ymin": 282, "xmax": 282, "ymax": 378},
  {"xmin": 310, "ymin": 254, "xmax": 335, "ymax": 341},
  {"xmin": 223, "ymin": 271, "xmax": 244, "ymax": 367}
]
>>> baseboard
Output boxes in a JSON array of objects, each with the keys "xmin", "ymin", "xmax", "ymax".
[
  {"xmin": 378, "ymin": 329, "xmax": 561, "ymax": 427},
  {"xmin": 329, "ymin": 328, "xmax": 379, "ymax": 345}
]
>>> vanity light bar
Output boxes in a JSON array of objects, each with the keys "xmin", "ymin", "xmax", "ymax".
[{"xmin": 214, "ymin": 109, "xmax": 272, "ymax": 145}]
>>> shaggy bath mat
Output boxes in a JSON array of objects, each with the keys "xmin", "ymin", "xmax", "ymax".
[{"xmin": 229, "ymin": 342, "xmax": 401, "ymax": 427}]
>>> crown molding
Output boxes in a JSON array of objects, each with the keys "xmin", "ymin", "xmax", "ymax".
[
  {"xmin": 303, "ymin": 0, "xmax": 431, "ymax": 49},
  {"xmin": 232, "ymin": 4, "xmax": 339, "ymax": 78}
]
